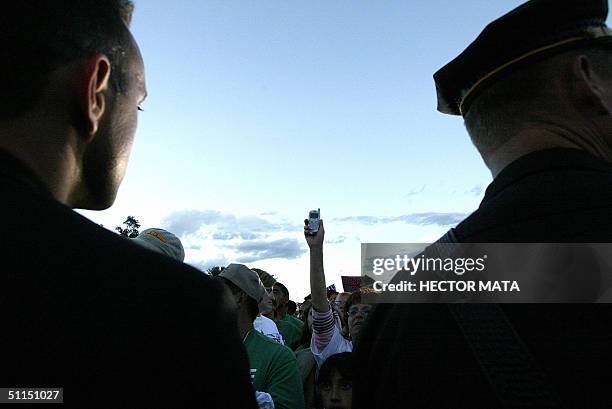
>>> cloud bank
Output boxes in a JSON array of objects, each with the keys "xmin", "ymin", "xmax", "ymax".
[
  {"xmin": 334, "ymin": 212, "xmax": 467, "ymax": 227},
  {"xmin": 162, "ymin": 210, "xmax": 305, "ymax": 267},
  {"xmin": 160, "ymin": 209, "xmax": 466, "ymax": 269}
]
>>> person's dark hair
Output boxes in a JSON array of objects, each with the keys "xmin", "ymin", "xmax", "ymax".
[
  {"xmin": 287, "ymin": 300, "xmax": 297, "ymax": 315},
  {"xmin": 317, "ymin": 352, "xmax": 353, "ymax": 386},
  {"xmin": 217, "ymin": 277, "xmax": 259, "ymax": 322},
  {"xmin": 298, "ymin": 303, "xmax": 313, "ymax": 348},
  {"xmin": 0, "ymin": 0, "xmax": 135, "ymax": 119},
  {"xmin": 464, "ymin": 46, "xmax": 612, "ymax": 157},
  {"xmin": 274, "ymin": 282, "xmax": 289, "ymax": 299}
]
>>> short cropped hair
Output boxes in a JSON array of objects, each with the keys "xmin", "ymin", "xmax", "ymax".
[
  {"xmin": 464, "ymin": 46, "xmax": 612, "ymax": 156},
  {"xmin": 0, "ymin": 0, "xmax": 135, "ymax": 119},
  {"xmin": 274, "ymin": 282, "xmax": 289, "ymax": 299},
  {"xmin": 287, "ymin": 300, "xmax": 297, "ymax": 315}
]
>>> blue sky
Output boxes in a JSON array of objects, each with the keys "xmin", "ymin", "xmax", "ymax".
[{"xmin": 80, "ymin": 0, "xmax": 541, "ymax": 300}]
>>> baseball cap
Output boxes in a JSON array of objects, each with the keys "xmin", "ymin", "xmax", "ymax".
[
  {"xmin": 132, "ymin": 228, "xmax": 185, "ymax": 262},
  {"xmin": 219, "ymin": 263, "xmax": 266, "ymax": 303},
  {"xmin": 434, "ymin": 0, "xmax": 612, "ymax": 116}
]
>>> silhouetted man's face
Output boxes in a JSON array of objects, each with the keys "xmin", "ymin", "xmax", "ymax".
[
  {"xmin": 81, "ymin": 30, "xmax": 147, "ymax": 209},
  {"xmin": 272, "ymin": 284, "xmax": 287, "ymax": 309}
]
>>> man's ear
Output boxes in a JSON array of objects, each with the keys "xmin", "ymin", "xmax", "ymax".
[
  {"xmin": 80, "ymin": 54, "xmax": 111, "ymax": 137},
  {"xmin": 573, "ymin": 54, "xmax": 612, "ymax": 115}
]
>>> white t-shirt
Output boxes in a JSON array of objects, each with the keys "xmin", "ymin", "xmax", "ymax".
[
  {"xmin": 253, "ymin": 315, "xmax": 285, "ymax": 345},
  {"xmin": 310, "ymin": 308, "xmax": 352, "ymax": 368}
]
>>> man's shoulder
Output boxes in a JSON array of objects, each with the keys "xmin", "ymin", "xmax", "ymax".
[
  {"xmin": 251, "ymin": 330, "xmax": 296, "ymax": 360},
  {"xmin": 287, "ymin": 315, "xmax": 304, "ymax": 328},
  {"xmin": 454, "ymin": 151, "xmax": 612, "ymax": 242},
  {"xmin": 2, "ymin": 186, "xmax": 229, "ymax": 314},
  {"xmin": 3, "ymin": 185, "xmax": 200, "ymax": 276},
  {"xmin": 1, "ymin": 185, "xmax": 251, "ymax": 406},
  {"xmin": 277, "ymin": 316, "xmax": 301, "ymax": 332}
]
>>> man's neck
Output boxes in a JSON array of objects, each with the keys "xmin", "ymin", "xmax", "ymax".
[
  {"xmin": 274, "ymin": 307, "xmax": 287, "ymax": 321},
  {"xmin": 238, "ymin": 317, "xmax": 253, "ymax": 341},
  {"xmin": 0, "ymin": 122, "xmax": 80, "ymax": 206},
  {"xmin": 485, "ymin": 127, "xmax": 607, "ymax": 178}
]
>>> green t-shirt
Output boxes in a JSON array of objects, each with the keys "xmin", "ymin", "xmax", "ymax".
[
  {"xmin": 286, "ymin": 314, "xmax": 305, "ymax": 332},
  {"xmin": 276, "ymin": 315, "xmax": 303, "ymax": 351},
  {"xmin": 244, "ymin": 328, "xmax": 305, "ymax": 409}
]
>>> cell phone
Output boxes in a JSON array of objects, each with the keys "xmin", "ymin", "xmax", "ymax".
[{"xmin": 308, "ymin": 208, "xmax": 320, "ymax": 234}]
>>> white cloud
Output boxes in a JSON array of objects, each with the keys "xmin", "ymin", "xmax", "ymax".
[
  {"xmin": 334, "ymin": 212, "xmax": 467, "ymax": 227},
  {"xmin": 231, "ymin": 238, "xmax": 305, "ymax": 263}
]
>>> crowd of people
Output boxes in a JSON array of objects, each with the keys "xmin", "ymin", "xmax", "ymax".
[
  {"xmin": 4, "ymin": 0, "xmax": 612, "ymax": 407},
  {"xmin": 132, "ymin": 220, "xmax": 365, "ymax": 408}
]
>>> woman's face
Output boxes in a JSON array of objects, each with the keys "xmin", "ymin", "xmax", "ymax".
[
  {"xmin": 347, "ymin": 303, "xmax": 371, "ymax": 340},
  {"xmin": 319, "ymin": 370, "xmax": 352, "ymax": 409}
]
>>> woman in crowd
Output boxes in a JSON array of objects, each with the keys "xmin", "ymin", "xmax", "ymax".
[{"xmin": 304, "ymin": 219, "xmax": 372, "ymax": 367}]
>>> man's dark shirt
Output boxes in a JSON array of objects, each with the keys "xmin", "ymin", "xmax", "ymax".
[
  {"xmin": 0, "ymin": 151, "xmax": 257, "ymax": 408},
  {"xmin": 354, "ymin": 149, "xmax": 612, "ymax": 408}
]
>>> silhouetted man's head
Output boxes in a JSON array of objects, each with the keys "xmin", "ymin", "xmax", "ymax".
[
  {"xmin": 1, "ymin": 1, "xmax": 146, "ymax": 209},
  {"xmin": 272, "ymin": 282, "xmax": 289, "ymax": 310},
  {"xmin": 287, "ymin": 300, "xmax": 297, "ymax": 316}
]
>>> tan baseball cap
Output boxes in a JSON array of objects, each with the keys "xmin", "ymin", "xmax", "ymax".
[
  {"xmin": 219, "ymin": 263, "xmax": 266, "ymax": 303},
  {"xmin": 132, "ymin": 228, "xmax": 185, "ymax": 262}
]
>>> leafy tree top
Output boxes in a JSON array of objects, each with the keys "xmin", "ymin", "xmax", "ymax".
[{"xmin": 116, "ymin": 216, "xmax": 141, "ymax": 238}]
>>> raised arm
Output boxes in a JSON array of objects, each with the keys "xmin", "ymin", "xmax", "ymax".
[{"xmin": 305, "ymin": 219, "xmax": 328, "ymax": 313}]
